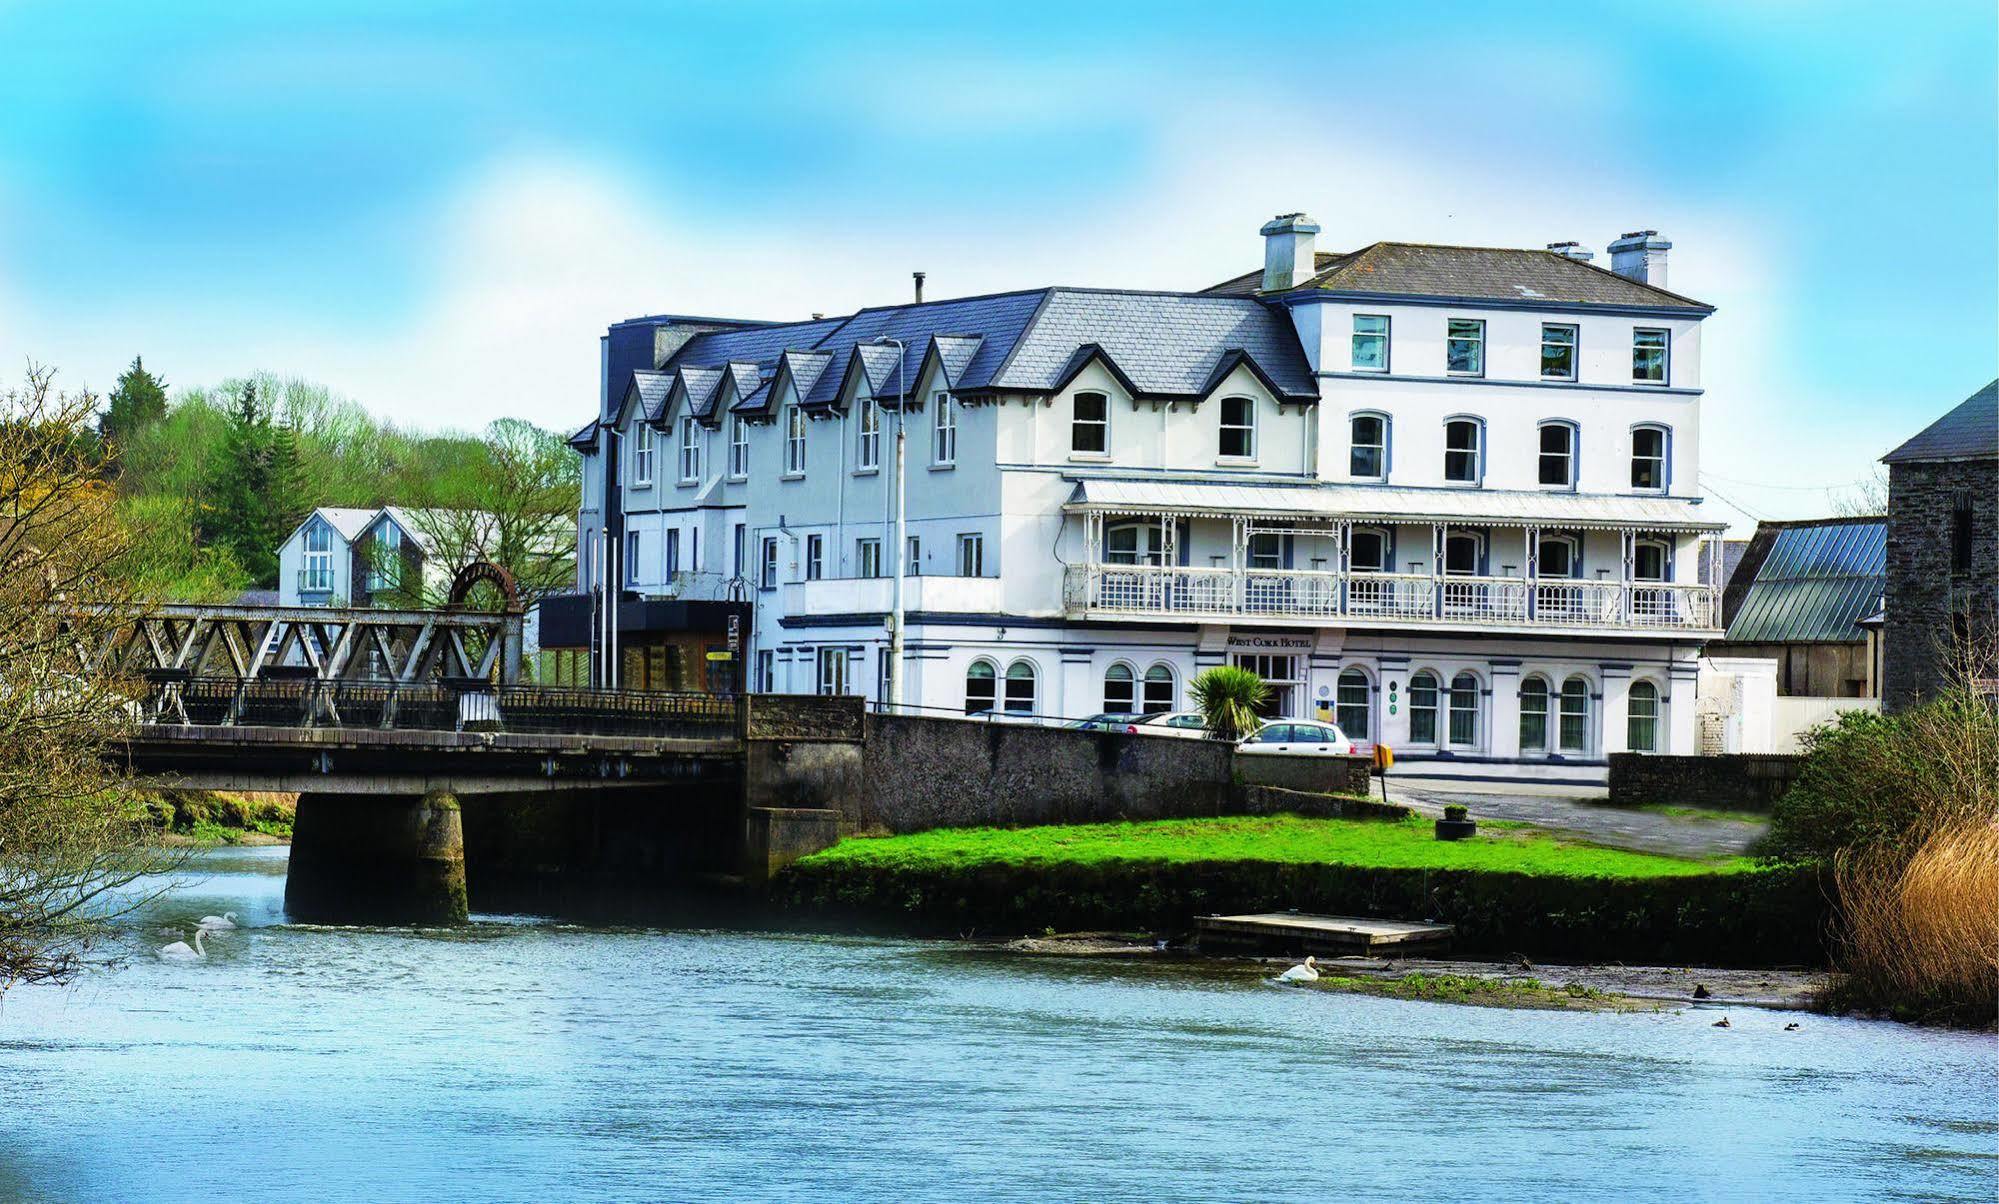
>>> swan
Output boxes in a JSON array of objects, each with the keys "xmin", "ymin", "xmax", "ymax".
[
  {"xmin": 158, "ymin": 929, "xmax": 207, "ymax": 961},
  {"xmin": 198, "ymin": 912, "xmax": 238, "ymax": 930},
  {"xmin": 1278, "ymin": 956, "xmax": 1319, "ymax": 982}
]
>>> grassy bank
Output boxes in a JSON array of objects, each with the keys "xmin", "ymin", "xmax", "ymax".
[
  {"xmin": 1301, "ymin": 971, "xmax": 1652, "ymax": 1012},
  {"xmin": 132, "ymin": 790, "xmax": 295, "ymax": 844},
  {"xmin": 775, "ymin": 815, "xmax": 1826, "ymax": 966}
]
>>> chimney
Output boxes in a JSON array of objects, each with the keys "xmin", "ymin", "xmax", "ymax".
[
  {"xmin": 1259, "ymin": 212, "xmax": 1320, "ymax": 291},
  {"xmin": 912, "ymin": 271, "xmax": 925, "ymax": 304},
  {"xmin": 1608, "ymin": 230, "xmax": 1671, "ymax": 288},
  {"xmin": 1547, "ymin": 241, "xmax": 1595, "ymax": 263}
]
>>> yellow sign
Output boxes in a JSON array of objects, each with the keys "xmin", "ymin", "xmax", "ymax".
[
  {"xmin": 1373, "ymin": 744, "xmax": 1395, "ymax": 771},
  {"xmin": 705, "ymin": 651, "xmax": 733, "ymax": 662}
]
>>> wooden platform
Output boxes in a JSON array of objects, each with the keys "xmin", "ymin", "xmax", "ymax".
[{"xmin": 1195, "ymin": 911, "xmax": 1454, "ymax": 956}]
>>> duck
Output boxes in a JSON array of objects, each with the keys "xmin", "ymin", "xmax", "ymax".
[
  {"xmin": 158, "ymin": 929, "xmax": 207, "ymax": 961},
  {"xmin": 1784, "ymin": 1022, "xmax": 1800, "ymax": 1032},
  {"xmin": 1711, "ymin": 1016, "xmax": 1731, "ymax": 1028},
  {"xmin": 1692, "ymin": 983, "xmax": 1711, "ymax": 999},
  {"xmin": 1278, "ymin": 956, "xmax": 1319, "ymax": 982},
  {"xmin": 197, "ymin": 912, "xmax": 238, "ymax": 931}
]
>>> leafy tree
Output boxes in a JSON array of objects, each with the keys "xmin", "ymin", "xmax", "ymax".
[
  {"xmin": 196, "ymin": 381, "xmax": 305, "ymax": 588},
  {"xmin": 97, "ymin": 356, "xmax": 169, "ymax": 457}
]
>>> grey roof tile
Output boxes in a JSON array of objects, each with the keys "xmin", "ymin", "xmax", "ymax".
[
  {"xmin": 1205, "ymin": 242, "xmax": 1712, "ymax": 311},
  {"xmin": 1882, "ymin": 380, "xmax": 1998, "ymax": 463},
  {"xmin": 990, "ymin": 289, "xmax": 1316, "ymax": 398}
]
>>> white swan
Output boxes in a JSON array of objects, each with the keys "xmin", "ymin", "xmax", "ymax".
[
  {"xmin": 158, "ymin": 929, "xmax": 207, "ymax": 961},
  {"xmin": 198, "ymin": 912, "xmax": 238, "ymax": 930},
  {"xmin": 1278, "ymin": 956, "xmax": 1319, "ymax": 982}
]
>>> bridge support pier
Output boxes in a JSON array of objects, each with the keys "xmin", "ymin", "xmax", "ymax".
[{"xmin": 286, "ymin": 789, "xmax": 469, "ymax": 925}]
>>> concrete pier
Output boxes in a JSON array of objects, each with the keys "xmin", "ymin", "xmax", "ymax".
[{"xmin": 286, "ymin": 789, "xmax": 469, "ymax": 925}]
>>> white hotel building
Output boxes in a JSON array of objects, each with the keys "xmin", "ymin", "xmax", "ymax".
[{"xmin": 567, "ymin": 216, "xmax": 1726, "ymax": 778}]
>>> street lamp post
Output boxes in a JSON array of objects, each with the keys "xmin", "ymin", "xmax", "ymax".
[{"xmin": 875, "ymin": 337, "xmax": 907, "ymax": 710}]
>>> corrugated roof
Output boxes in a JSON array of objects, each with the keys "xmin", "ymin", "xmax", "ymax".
[
  {"xmin": 1066, "ymin": 478, "xmax": 1724, "ymax": 531},
  {"xmin": 1882, "ymin": 380, "xmax": 1998, "ymax": 463},
  {"xmin": 1723, "ymin": 519, "xmax": 1885, "ymax": 644},
  {"xmin": 1204, "ymin": 242, "xmax": 1711, "ymax": 312}
]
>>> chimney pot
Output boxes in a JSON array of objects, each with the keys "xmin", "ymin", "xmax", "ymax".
[
  {"xmin": 1607, "ymin": 229, "xmax": 1671, "ymax": 288},
  {"xmin": 1259, "ymin": 212, "xmax": 1321, "ymax": 291},
  {"xmin": 1547, "ymin": 241, "xmax": 1595, "ymax": 263},
  {"xmin": 912, "ymin": 271, "xmax": 926, "ymax": 304}
]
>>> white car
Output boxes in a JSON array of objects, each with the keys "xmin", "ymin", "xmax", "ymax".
[
  {"xmin": 1129, "ymin": 710, "xmax": 1219, "ymax": 739},
  {"xmin": 1237, "ymin": 719, "xmax": 1358, "ymax": 756}
]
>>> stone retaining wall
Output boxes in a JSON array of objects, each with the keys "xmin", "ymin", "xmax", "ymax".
[{"xmin": 1607, "ymin": 752, "xmax": 1803, "ymax": 810}]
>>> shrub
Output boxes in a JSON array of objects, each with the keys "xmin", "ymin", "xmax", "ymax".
[
  {"xmin": 1761, "ymin": 690, "xmax": 1998, "ymax": 864},
  {"xmin": 1444, "ymin": 804, "xmax": 1469, "ymax": 822},
  {"xmin": 1829, "ymin": 821, "xmax": 1999, "ymax": 1026},
  {"xmin": 1190, "ymin": 666, "xmax": 1269, "ymax": 741}
]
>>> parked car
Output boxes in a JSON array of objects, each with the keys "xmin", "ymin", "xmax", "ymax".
[
  {"xmin": 1128, "ymin": 710, "xmax": 1217, "ymax": 739},
  {"xmin": 1068, "ymin": 712, "xmax": 1145, "ymax": 733},
  {"xmin": 1237, "ymin": 719, "xmax": 1357, "ymax": 756}
]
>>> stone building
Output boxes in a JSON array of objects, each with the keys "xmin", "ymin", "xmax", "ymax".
[{"xmin": 1881, "ymin": 380, "xmax": 1998, "ymax": 710}]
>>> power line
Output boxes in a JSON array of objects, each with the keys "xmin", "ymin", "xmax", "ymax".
[
  {"xmin": 1700, "ymin": 470, "xmax": 1874, "ymax": 493},
  {"xmin": 1696, "ymin": 474, "xmax": 1772, "ymax": 523}
]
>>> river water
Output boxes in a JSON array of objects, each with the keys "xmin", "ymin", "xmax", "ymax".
[{"xmin": 0, "ymin": 847, "xmax": 1992, "ymax": 1202}]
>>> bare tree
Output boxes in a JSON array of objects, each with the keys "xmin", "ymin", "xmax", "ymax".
[
  {"xmin": 1831, "ymin": 466, "xmax": 1890, "ymax": 518},
  {"xmin": 0, "ymin": 364, "xmax": 178, "ymax": 992}
]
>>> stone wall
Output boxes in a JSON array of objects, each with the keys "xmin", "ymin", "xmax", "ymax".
[
  {"xmin": 1237, "ymin": 752, "xmax": 1373, "ymax": 797},
  {"xmin": 1885, "ymin": 457, "xmax": 1998, "ymax": 711},
  {"xmin": 1607, "ymin": 753, "xmax": 1803, "ymax": 810},
  {"xmin": 744, "ymin": 693, "xmax": 865, "ymax": 741}
]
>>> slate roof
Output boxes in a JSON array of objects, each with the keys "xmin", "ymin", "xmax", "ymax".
[
  {"xmin": 628, "ymin": 370, "xmax": 672, "ymax": 422},
  {"xmin": 1722, "ymin": 518, "xmax": 1886, "ymax": 644},
  {"xmin": 1204, "ymin": 242, "xmax": 1712, "ymax": 312},
  {"xmin": 987, "ymin": 289, "xmax": 1317, "ymax": 399},
  {"xmin": 1882, "ymin": 380, "xmax": 1998, "ymax": 464}
]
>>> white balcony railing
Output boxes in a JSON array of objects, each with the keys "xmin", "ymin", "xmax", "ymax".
[{"xmin": 1064, "ymin": 564, "xmax": 1719, "ymax": 633}]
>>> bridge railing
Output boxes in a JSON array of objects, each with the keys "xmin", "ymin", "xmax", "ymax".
[{"xmin": 144, "ymin": 678, "xmax": 741, "ymax": 741}]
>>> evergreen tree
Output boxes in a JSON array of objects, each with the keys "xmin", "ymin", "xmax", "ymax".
[
  {"xmin": 98, "ymin": 356, "xmax": 169, "ymax": 456},
  {"xmin": 199, "ymin": 382, "xmax": 283, "ymax": 586}
]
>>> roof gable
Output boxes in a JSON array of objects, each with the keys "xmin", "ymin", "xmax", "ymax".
[{"xmin": 1883, "ymin": 380, "xmax": 1998, "ymax": 464}]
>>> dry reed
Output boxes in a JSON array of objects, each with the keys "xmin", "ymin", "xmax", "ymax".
[{"xmin": 1832, "ymin": 820, "xmax": 1999, "ymax": 1026}]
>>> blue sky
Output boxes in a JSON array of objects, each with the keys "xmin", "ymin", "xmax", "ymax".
[{"xmin": 1, "ymin": 1, "xmax": 1992, "ymax": 530}]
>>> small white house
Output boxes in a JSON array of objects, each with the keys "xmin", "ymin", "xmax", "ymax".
[{"xmin": 276, "ymin": 507, "xmax": 378, "ymax": 606}]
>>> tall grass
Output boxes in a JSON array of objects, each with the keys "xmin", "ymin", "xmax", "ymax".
[{"xmin": 1831, "ymin": 821, "xmax": 1999, "ymax": 1026}]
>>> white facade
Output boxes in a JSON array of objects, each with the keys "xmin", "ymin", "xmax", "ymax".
[
  {"xmin": 276, "ymin": 507, "xmax": 377, "ymax": 606},
  {"xmin": 576, "ymin": 221, "xmax": 1729, "ymax": 779}
]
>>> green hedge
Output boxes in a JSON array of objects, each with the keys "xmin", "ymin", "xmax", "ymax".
[{"xmin": 771, "ymin": 858, "xmax": 1830, "ymax": 967}]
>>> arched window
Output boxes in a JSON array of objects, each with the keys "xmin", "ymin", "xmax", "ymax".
[
  {"xmin": 1003, "ymin": 660, "xmax": 1038, "ymax": 714},
  {"xmin": 1538, "ymin": 421, "xmax": 1577, "ymax": 488},
  {"xmin": 1633, "ymin": 537, "xmax": 1671, "ymax": 582},
  {"xmin": 1448, "ymin": 672, "xmax": 1481, "ymax": 747},
  {"xmin": 1520, "ymin": 677, "xmax": 1551, "ymax": 753},
  {"xmin": 1444, "ymin": 418, "xmax": 1483, "ymax": 484},
  {"xmin": 1443, "ymin": 530, "xmax": 1484, "ymax": 576},
  {"xmin": 1219, "ymin": 397, "xmax": 1256, "ymax": 459},
  {"xmin": 1536, "ymin": 532, "xmax": 1582, "ymax": 579},
  {"xmin": 1142, "ymin": 664, "xmax": 1176, "ymax": 714},
  {"xmin": 1631, "ymin": 425, "xmax": 1669, "ymax": 491},
  {"xmin": 1628, "ymin": 681, "xmax": 1660, "ymax": 752},
  {"xmin": 1336, "ymin": 668, "xmax": 1371, "ymax": 740},
  {"xmin": 1559, "ymin": 676, "xmax": 1591, "ymax": 754},
  {"xmin": 965, "ymin": 660, "xmax": 997, "ymax": 714},
  {"xmin": 1103, "ymin": 663, "xmax": 1136, "ymax": 713},
  {"xmin": 1348, "ymin": 526, "xmax": 1390, "ymax": 572},
  {"xmin": 1350, "ymin": 413, "xmax": 1389, "ymax": 480},
  {"xmin": 1409, "ymin": 671, "xmax": 1440, "ymax": 744}
]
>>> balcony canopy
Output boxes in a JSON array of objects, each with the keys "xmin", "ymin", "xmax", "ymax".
[{"xmin": 1064, "ymin": 478, "xmax": 1726, "ymax": 533}]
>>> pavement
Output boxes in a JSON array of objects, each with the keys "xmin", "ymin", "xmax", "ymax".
[{"xmin": 1389, "ymin": 783, "xmax": 1767, "ymax": 860}]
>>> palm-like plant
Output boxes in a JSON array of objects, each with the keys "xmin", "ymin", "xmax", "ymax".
[{"xmin": 1190, "ymin": 665, "xmax": 1269, "ymax": 741}]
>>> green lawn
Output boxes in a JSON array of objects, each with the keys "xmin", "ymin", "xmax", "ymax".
[{"xmin": 808, "ymin": 814, "xmax": 1753, "ymax": 879}]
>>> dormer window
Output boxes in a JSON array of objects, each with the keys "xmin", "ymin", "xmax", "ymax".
[
  {"xmin": 678, "ymin": 416, "xmax": 700, "ymax": 483},
  {"xmin": 1219, "ymin": 397, "xmax": 1255, "ymax": 459},
  {"xmin": 1071, "ymin": 392, "xmax": 1108, "ymax": 455},
  {"xmin": 857, "ymin": 397, "xmax": 881, "ymax": 471},
  {"xmin": 1444, "ymin": 418, "xmax": 1483, "ymax": 484},
  {"xmin": 1446, "ymin": 319, "xmax": 1485, "ymax": 377},
  {"xmin": 784, "ymin": 404, "xmax": 807, "ymax": 476},
  {"xmin": 632, "ymin": 424, "xmax": 656, "ymax": 486}
]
